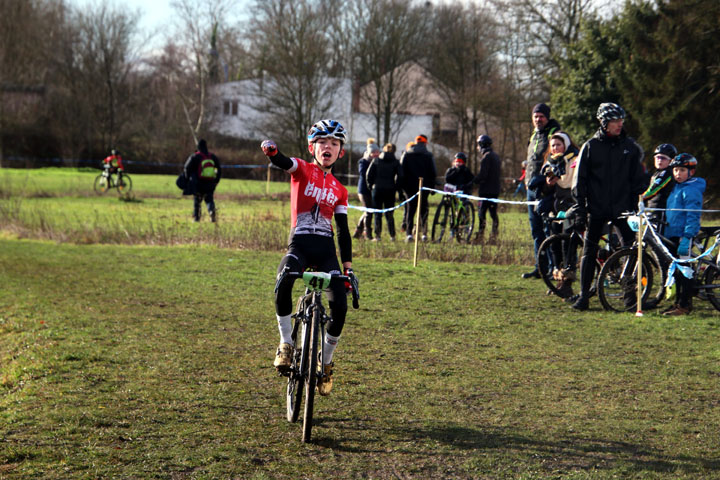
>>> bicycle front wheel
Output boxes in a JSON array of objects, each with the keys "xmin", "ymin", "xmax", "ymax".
[
  {"xmin": 597, "ymin": 248, "xmax": 654, "ymax": 312},
  {"xmin": 701, "ymin": 263, "xmax": 720, "ymax": 312},
  {"xmin": 116, "ymin": 174, "xmax": 132, "ymax": 195},
  {"xmin": 286, "ymin": 296, "xmax": 308, "ymax": 423},
  {"xmin": 302, "ymin": 304, "xmax": 320, "ymax": 443},
  {"xmin": 94, "ymin": 174, "xmax": 109, "ymax": 194},
  {"xmin": 455, "ymin": 202, "xmax": 475, "ymax": 243},
  {"xmin": 538, "ymin": 233, "xmax": 581, "ymax": 299},
  {"xmin": 431, "ymin": 201, "xmax": 452, "ymax": 243}
]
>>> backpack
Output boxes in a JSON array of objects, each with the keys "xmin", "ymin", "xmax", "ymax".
[{"xmin": 198, "ymin": 153, "xmax": 217, "ymax": 180}]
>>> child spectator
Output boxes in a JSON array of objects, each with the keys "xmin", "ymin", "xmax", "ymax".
[
  {"xmin": 642, "ymin": 143, "xmax": 677, "ymax": 233},
  {"xmin": 662, "ymin": 153, "xmax": 706, "ymax": 316},
  {"xmin": 444, "ymin": 152, "xmax": 474, "ymax": 194}
]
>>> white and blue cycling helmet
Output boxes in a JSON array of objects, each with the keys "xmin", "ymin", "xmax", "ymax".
[{"xmin": 307, "ymin": 119, "xmax": 348, "ymax": 145}]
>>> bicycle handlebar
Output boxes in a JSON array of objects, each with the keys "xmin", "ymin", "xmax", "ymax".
[{"xmin": 275, "ymin": 266, "xmax": 360, "ymax": 309}]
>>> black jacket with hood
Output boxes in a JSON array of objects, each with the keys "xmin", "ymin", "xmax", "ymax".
[{"xmin": 572, "ymin": 128, "xmax": 646, "ymax": 219}]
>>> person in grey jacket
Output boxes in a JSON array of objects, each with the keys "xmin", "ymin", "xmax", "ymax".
[{"xmin": 366, "ymin": 143, "xmax": 403, "ymax": 241}]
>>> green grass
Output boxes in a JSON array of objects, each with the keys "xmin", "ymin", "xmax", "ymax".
[
  {"xmin": 0, "ymin": 239, "xmax": 718, "ymax": 479},
  {"xmin": 1, "ymin": 167, "xmax": 719, "ymax": 478}
]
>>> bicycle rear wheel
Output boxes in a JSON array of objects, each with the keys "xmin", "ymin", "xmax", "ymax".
[
  {"xmin": 286, "ymin": 296, "xmax": 308, "ymax": 423},
  {"xmin": 94, "ymin": 174, "xmax": 109, "ymax": 194},
  {"xmin": 701, "ymin": 263, "xmax": 720, "ymax": 312},
  {"xmin": 117, "ymin": 174, "xmax": 132, "ymax": 195},
  {"xmin": 431, "ymin": 201, "xmax": 452, "ymax": 243},
  {"xmin": 538, "ymin": 233, "xmax": 581, "ymax": 299},
  {"xmin": 455, "ymin": 202, "xmax": 475, "ymax": 243},
  {"xmin": 597, "ymin": 248, "xmax": 654, "ymax": 312},
  {"xmin": 302, "ymin": 303, "xmax": 320, "ymax": 443}
]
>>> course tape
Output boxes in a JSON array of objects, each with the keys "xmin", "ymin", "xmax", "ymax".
[
  {"xmin": 637, "ymin": 203, "xmax": 720, "ymax": 286},
  {"xmin": 347, "ymin": 187, "xmax": 538, "ymax": 213}
]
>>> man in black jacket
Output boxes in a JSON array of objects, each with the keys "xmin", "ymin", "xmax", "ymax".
[
  {"xmin": 183, "ymin": 139, "xmax": 222, "ymax": 222},
  {"xmin": 470, "ymin": 134, "xmax": 501, "ymax": 242},
  {"xmin": 400, "ymin": 135, "xmax": 437, "ymax": 242},
  {"xmin": 523, "ymin": 103, "xmax": 561, "ymax": 279},
  {"xmin": 570, "ymin": 102, "xmax": 646, "ymax": 311}
]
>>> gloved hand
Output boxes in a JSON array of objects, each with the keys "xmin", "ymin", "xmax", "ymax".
[
  {"xmin": 261, "ymin": 140, "xmax": 277, "ymax": 157},
  {"xmin": 556, "ymin": 210, "xmax": 566, "ymax": 219},
  {"xmin": 678, "ymin": 237, "xmax": 691, "ymax": 257},
  {"xmin": 344, "ymin": 268, "xmax": 357, "ymax": 293}
]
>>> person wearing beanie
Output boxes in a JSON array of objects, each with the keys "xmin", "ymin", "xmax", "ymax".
[
  {"xmin": 469, "ymin": 134, "xmax": 501, "ymax": 243},
  {"xmin": 400, "ymin": 134, "xmax": 437, "ymax": 242},
  {"xmin": 570, "ymin": 102, "xmax": 646, "ymax": 311},
  {"xmin": 523, "ymin": 102, "xmax": 561, "ymax": 279},
  {"xmin": 182, "ymin": 138, "xmax": 222, "ymax": 222},
  {"xmin": 353, "ymin": 138, "xmax": 380, "ymax": 239},
  {"xmin": 366, "ymin": 143, "xmax": 403, "ymax": 241}
]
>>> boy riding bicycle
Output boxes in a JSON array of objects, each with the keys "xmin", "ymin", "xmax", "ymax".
[
  {"xmin": 261, "ymin": 119, "xmax": 356, "ymax": 396},
  {"xmin": 103, "ymin": 149, "xmax": 124, "ymax": 182}
]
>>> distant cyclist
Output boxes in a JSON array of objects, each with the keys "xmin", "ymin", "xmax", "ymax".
[
  {"xmin": 103, "ymin": 149, "xmax": 125, "ymax": 183},
  {"xmin": 183, "ymin": 139, "xmax": 221, "ymax": 222},
  {"xmin": 261, "ymin": 119, "xmax": 356, "ymax": 396}
]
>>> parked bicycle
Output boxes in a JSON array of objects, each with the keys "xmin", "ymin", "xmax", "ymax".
[
  {"xmin": 94, "ymin": 165, "xmax": 132, "ymax": 195},
  {"xmin": 597, "ymin": 215, "xmax": 720, "ymax": 312},
  {"xmin": 275, "ymin": 266, "xmax": 359, "ymax": 443},
  {"xmin": 537, "ymin": 214, "xmax": 619, "ymax": 299},
  {"xmin": 431, "ymin": 184, "xmax": 475, "ymax": 243}
]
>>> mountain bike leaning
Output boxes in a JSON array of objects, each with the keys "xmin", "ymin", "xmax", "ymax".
[
  {"xmin": 276, "ymin": 266, "xmax": 359, "ymax": 443},
  {"xmin": 431, "ymin": 183, "xmax": 475, "ymax": 243}
]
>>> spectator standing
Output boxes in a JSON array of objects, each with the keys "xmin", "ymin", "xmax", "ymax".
[
  {"xmin": 661, "ymin": 153, "xmax": 705, "ymax": 316},
  {"xmin": 470, "ymin": 134, "xmax": 501, "ymax": 242},
  {"xmin": 353, "ymin": 138, "xmax": 380, "ymax": 239},
  {"xmin": 642, "ymin": 143, "xmax": 678, "ymax": 232},
  {"xmin": 366, "ymin": 143, "xmax": 403, "ymax": 241},
  {"xmin": 400, "ymin": 134, "xmax": 437, "ymax": 242},
  {"xmin": 183, "ymin": 139, "xmax": 222, "ymax": 222},
  {"xmin": 570, "ymin": 102, "xmax": 647, "ymax": 311},
  {"xmin": 523, "ymin": 103, "xmax": 561, "ymax": 279}
]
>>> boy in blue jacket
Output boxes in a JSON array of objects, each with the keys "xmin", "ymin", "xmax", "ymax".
[{"xmin": 662, "ymin": 153, "xmax": 706, "ymax": 316}]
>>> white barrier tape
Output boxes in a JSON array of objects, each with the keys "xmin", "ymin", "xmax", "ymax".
[
  {"xmin": 637, "ymin": 204, "xmax": 720, "ymax": 286},
  {"xmin": 644, "ymin": 207, "xmax": 720, "ymax": 213},
  {"xmin": 347, "ymin": 187, "xmax": 539, "ymax": 213},
  {"xmin": 347, "ymin": 192, "xmax": 419, "ymax": 213},
  {"xmin": 421, "ymin": 187, "xmax": 540, "ymax": 206}
]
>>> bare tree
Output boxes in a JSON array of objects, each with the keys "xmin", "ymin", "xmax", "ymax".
[
  {"xmin": 344, "ymin": 0, "xmax": 429, "ymax": 145},
  {"xmin": 246, "ymin": 0, "xmax": 344, "ymax": 156},
  {"xmin": 170, "ymin": 0, "xmax": 237, "ymax": 140}
]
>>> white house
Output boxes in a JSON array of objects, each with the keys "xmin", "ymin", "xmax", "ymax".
[{"xmin": 208, "ymin": 77, "xmax": 434, "ymax": 154}]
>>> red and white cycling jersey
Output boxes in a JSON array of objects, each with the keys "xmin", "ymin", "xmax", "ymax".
[{"xmin": 288, "ymin": 157, "xmax": 348, "ymax": 237}]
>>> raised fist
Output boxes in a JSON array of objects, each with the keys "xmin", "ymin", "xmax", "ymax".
[{"xmin": 261, "ymin": 140, "xmax": 277, "ymax": 157}]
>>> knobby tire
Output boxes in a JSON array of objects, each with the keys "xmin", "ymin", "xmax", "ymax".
[
  {"xmin": 286, "ymin": 296, "xmax": 308, "ymax": 423},
  {"xmin": 597, "ymin": 248, "xmax": 655, "ymax": 312},
  {"xmin": 431, "ymin": 201, "xmax": 451, "ymax": 243},
  {"xmin": 302, "ymin": 302, "xmax": 320, "ymax": 443},
  {"xmin": 455, "ymin": 202, "xmax": 475, "ymax": 244},
  {"xmin": 94, "ymin": 174, "xmax": 109, "ymax": 194},
  {"xmin": 538, "ymin": 233, "xmax": 581, "ymax": 299}
]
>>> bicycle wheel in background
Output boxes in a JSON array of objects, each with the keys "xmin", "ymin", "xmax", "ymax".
[
  {"xmin": 286, "ymin": 296, "xmax": 308, "ymax": 423},
  {"xmin": 597, "ymin": 248, "xmax": 654, "ymax": 312},
  {"xmin": 117, "ymin": 174, "xmax": 132, "ymax": 195},
  {"xmin": 431, "ymin": 201, "xmax": 452, "ymax": 243},
  {"xmin": 302, "ymin": 303, "xmax": 320, "ymax": 443},
  {"xmin": 538, "ymin": 233, "xmax": 582, "ymax": 299},
  {"xmin": 701, "ymin": 263, "xmax": 720, "ymax": 312},
  {"xmin": 455, "ymin": 202, "xmax": 475, "ymax": 243},
  {"xmin": 94, "ymin": 174, "xmax": 109, "ymax": 194}
]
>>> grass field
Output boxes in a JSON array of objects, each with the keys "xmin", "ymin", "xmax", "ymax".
[{"xmin": 1, "ymin": 168, "xmax": 719, "ymax": 479}]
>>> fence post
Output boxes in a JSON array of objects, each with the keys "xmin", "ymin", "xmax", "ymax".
[
  {"xmin": 413, "ymin": 178, "xmax": 424, "ymax": 267},
  {"xmin": 635, "ymin": 197, "xmax": 645, "ymax": 317}
]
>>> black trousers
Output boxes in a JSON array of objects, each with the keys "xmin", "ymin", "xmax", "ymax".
[{"xmin": 578, "ymin": 215, "xmax": 635, "ymax": 297}]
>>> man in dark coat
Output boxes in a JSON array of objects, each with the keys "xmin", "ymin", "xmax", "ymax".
[
  {"xmin": 523, "ymin": 103, "xmax": 561, "ymax": 279},
  {"xmin": 570, "ymin": 102, "xmax": 646, "ymax": 311},
  {"xmin": 183, "ymin": 139, "xmax": 222, "ymax": 222},
  {"xmin": 469, "ymin": 134, "xmax": 501, "ymax": 242},
  {"xmin": 400, "ymin": 134, "xmax": 437, "ymax": 242}
]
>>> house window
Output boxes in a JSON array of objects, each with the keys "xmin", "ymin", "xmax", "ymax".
[{"xmin": 223, "ymin": 100, "xmax": 238, "ymax": 116}]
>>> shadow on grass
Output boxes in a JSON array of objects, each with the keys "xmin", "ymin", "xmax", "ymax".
[{"xmin": 313, "ymin": 419, "xmax": 719, "ymax": 475}]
